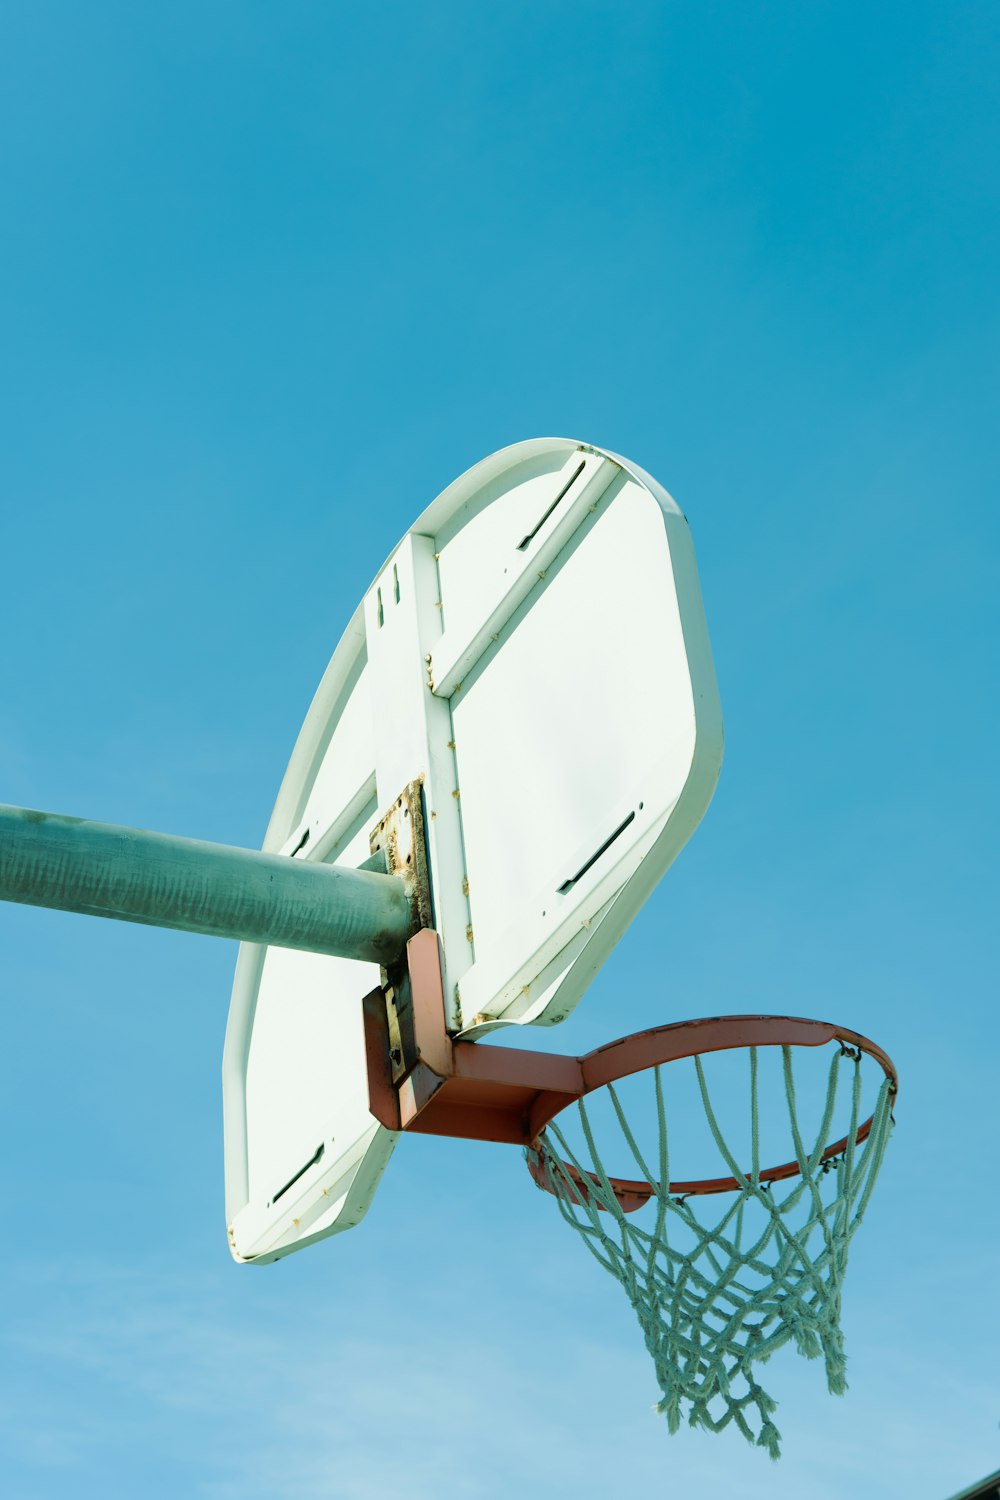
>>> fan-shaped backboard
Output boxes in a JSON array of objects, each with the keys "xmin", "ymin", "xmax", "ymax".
[{"xmin": 223, "ymin": 438, "xmax": 723, "ymax": 1262}]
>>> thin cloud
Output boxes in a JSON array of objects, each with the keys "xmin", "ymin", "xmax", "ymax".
[{"xmin": 1, "ymin": 1254, "xmax": 993, "ymax": 1498}]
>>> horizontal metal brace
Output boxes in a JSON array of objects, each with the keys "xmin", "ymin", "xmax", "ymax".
[{"xmin": 0, "ymin": 803, "xmax": 417, "ymax": 966}]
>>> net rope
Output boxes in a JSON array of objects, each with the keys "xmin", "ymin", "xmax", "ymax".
[{"xmin": 527, "ymin": 1044, "xmax": 894, "ymax": 1459}]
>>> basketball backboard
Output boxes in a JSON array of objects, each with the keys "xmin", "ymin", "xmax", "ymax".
[{"xmin": 222, "ymin": 436, "xmax": 723, "ymax": 1262}]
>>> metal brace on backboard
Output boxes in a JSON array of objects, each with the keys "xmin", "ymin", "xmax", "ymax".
[{"xmin": 369, "ymin": 779, "xmax": 434, "ymax": 1084}]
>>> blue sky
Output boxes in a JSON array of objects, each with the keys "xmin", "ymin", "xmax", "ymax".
[{"xmin": 1, "ymin": 3, "xmax": 997, "ymax": 1495}]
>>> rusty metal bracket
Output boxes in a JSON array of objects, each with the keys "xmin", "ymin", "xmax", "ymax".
[
  {"xmin": 368, "ymin": 780, "xmax": 434, "ymax": 1084},
  {"xmin": 364, "ymin": 929, "xmax": 585, "ymax": 1142},
  {"xmin": 369, "ymin": 779, "xmax": 433, "ymax": 930}
]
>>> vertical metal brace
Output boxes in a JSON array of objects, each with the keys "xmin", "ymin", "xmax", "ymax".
[{"xmin": 368, "ymin": 780, "xmax": 434, "ymax": 1084}]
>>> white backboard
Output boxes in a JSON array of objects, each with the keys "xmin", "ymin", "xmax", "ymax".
[{"xmin": 223, "ymin": 437, "xmax": 723, "ymax": 1262}]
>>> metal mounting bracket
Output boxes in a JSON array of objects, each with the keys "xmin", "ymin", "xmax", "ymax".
[
  {"xmin": 362, "ymin": 929, "xmax": 584, "ymax": 1142},
  {"xmin": 368, "ymin": 780, "xmax": 434, "ymax": 1083}
]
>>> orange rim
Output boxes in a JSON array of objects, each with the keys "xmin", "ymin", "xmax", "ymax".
[{"xmin": 526, "ymin": 1014, "xmax": 897, "ymax": 1212}]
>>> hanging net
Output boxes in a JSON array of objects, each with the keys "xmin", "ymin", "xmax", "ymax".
[{"xmin": 527, "ymin": 1033, "xmax": 895, "ymax": 1459}]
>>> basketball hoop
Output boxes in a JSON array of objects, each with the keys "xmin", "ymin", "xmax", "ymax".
[
  {"xmin": 0, "ymin": 429, "xmax": 898, "ymax": 1458},
  {"xmin": 365, "ymin": 933, "xmax": 897, "ymax": 1459},
  {"xmin": 524, "ymin": 1016, "xmax": 896, "ymax": 1457},
  {"xmin": 524, "ymin": 1013, "xmax": 895, "ymax": 1203}
]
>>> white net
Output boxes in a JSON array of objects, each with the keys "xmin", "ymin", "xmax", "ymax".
[{"xmin": 527, "ymin": 1042, "xmax": 895, "ymax": 1458}]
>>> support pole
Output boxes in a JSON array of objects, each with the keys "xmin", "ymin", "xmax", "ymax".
[{"xmin": 0, "ymin": 804, "xmax": 415, "ymax": 966}]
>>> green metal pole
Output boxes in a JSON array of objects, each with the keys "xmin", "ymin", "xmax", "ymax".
[{"xmin": 0, "ymin": 804, "xmax": 415, "ymax": 966}]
